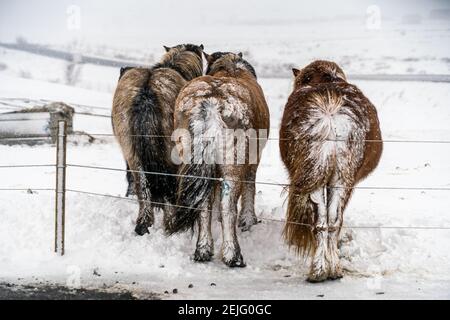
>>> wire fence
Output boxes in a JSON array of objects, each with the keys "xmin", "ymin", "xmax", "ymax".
[
  {"xmin": 0, "ymin": 97, "xmax": 111, "ymax": 111},
  {"xmin": 71, "ymin": 132, "xmax": 450, "ymax": 145},
  {"xmin": 0, "ymin": 143, "xmax": 449, "ymax": 231},
  {"xmin": 5, "ymin": 131, "xmax": 450, "ymax": 145},
  {"xmin": 0, "ymin": 118, "xmax": 52, "ymax": 122},
  {"xmin": 0, "ymin": 188, "xmax": 55, "ymax": 192},
  {"xmin": 65, "ymin": 188, "xmax": 450, "ymax": 231},
  {"xmin": 0, "ymin": 97, "xmax": 111, "ymax": 119},
  {"xmin": 1, "ymin": 112, "xmax": 450, "ymax": 254},
  {"xmin": 2, "ymin": 97, "xmax": 450, "ymax": 144},
  {"xmin": 66, "ymin": 163, "xmax": 450, "ymax": 191},
  {"xmin": 0, "ymin": 164, "xmax": 55, "ymax": 168},
  {"xmin": 1, "ymin": 160, "xmax": 449, "ymax": 194}
]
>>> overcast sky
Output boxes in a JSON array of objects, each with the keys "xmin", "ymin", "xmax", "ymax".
[{"xmin": 1, "ymin": 0, "xmax": 449, "ymax": 47}]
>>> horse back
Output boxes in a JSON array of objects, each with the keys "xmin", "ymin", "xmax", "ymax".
[
  {"xmin": 176, "ymin": 74, "xmax": 270, "ymax": 132},
  {"xmin": 280, "ymin": 83, "xmax": 382, "ymax": 192}
]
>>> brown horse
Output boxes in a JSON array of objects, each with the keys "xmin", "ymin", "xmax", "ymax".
[
  {"xmin": 167, "ymin": 52, "xmax": 270, "ymax": 267},
  {"xmin": 112, "ymin": 44, "xmax": 205, "ymax": 236},
  {"xmin": 279, "ymin": 60, "xmax": 382, "ymax": 282}
]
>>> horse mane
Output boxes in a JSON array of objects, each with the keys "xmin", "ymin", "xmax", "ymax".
[
  {"xmin": 207, "ymin": 53, "xmax": 257, "ymax": 79},
  {"xmin": 154, "ymin": 46, "xmax": 203, "ymax": 81},
  {"xmin": 293, "ymin": 60, "xmax": 347, "ymax": 89}
]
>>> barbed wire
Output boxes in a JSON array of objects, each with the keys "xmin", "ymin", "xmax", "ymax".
[{"xmin": 65, "ymin": 188, "xmax": 450, "ymax": 231}]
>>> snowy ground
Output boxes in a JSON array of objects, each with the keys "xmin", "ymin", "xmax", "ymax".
[{"xmin": 1, "ymin": 9, "xmax": 450, "ymax": 298}]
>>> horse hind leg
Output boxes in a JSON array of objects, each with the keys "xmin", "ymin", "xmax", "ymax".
[
  {"xmin": 132, "ymin": 162, "xmax": 154, "ymax": 236},
  {"xmin": 194, "ymin": 185, "xmax": 217, "ymax": 262},
  {"xmin": 194, "ymin": 208, "xmax": 214, "ymax": 262},
  {"xmin": 326, "ymin": 176, "xmax": 352, "ymax": 280},
  {"xmin": 238, "ymin": 166, "xmax": 259, "ymax": 231},
  {"xmin": 125, "ymin": 162, "xmax": 135, "ymax": 197},
  {"xmin": 220, "ymin": 178, "xmax": 245, "ymax": 267},
  {"xmin": 307, "ymin": 187, "xmax": 329, "ymax": 282}
]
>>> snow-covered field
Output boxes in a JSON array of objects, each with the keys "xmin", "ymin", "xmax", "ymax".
[{"xmin": 1, "ymin": 3, "xmax": 450, "ymax": 299}]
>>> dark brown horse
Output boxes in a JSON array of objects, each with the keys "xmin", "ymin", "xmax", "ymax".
[
  {"xmin": 167, "ymin": 52, "xmax": 270, "ymax": 267},
  {"xmin": 112, "ymin": 44, "xmax": 205, "ymax": 235},
  {"xmin": 279, "ymin": 60, "xmax": 382, "ymax": 282}
]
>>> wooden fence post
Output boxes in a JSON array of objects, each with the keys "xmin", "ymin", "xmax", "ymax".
[{"xmin": 55, "ymin": 120, "xmax": 67, "ymax": 255}]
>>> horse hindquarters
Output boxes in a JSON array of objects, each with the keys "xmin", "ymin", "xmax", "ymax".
[
  {"xmin": 113, "ymin": 69, "xmax": 177, "ymax": 236},
  {"xmin": 282, "ymin": 87, "xmax": 368, "ymax": 281}
]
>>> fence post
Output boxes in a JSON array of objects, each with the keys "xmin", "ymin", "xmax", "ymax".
[{"xmin": 55, "ymin": 120, "xmax": 67, "ymax": 255}]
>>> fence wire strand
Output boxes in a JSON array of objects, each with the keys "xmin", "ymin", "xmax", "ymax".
[
  {"xmin": 0, "ymin": 164, "xmax": 55, "ymax": 168},
  {"xmin": 0, "ymin": 115, "xmax": 449, "ymax": 143},
  {"xmin": 0, "ymin": 188, "xmax": 55, "ymax": 192},
  {"xmin": 65, "ymin": 188, "xmax": 450, "ymax": 231},
  {"xmin": 67, "ymin": 163, "xmax": 450, "ymax": 191},
  {"xmin": 1, "ymin": 111, "xmax": 450, "ymax": 231},
  {"xmin": 0, "ymin": 136, "xmax": 53, "ymax": 141},
  {"xmin": 73, "ymin": 132, "xmax": 450, "ymax": 144}
]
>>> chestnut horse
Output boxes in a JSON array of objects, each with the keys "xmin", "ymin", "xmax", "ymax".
[
  {"xmin": 112, "ymin": 44, "xmax": 205, "ymax": 235},
  {"xmin": 167, "ymin": 52, "xmax": 270, "ymax": 267},
  {"xmin": 279, "ymin": 60, "xmax": 382, "ymax": 282}
]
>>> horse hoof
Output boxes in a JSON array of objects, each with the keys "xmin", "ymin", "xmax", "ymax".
[
  {"xmin": 134, "ymin": 223, "xmax": 150, "ymax": 236},
  {"xmin": 328, "ymin": 271, "xmax": 344, "ymax": 280},
  {"xmin": 307, "ymin": 271, "xmax": 328, "ymax": 283},
  {"xmin": 239, "ymin": 222, "xmax": 254, "ymax": 232},
  {"xmin": 307, "ymin": 275, "xmax": 328, "ymax": 283},
  {"xmin": 238, "ymin": 216, "xmax": 259, "ymax": 232},
  {"xmin": 223, "ymin": 254, "xmax": 246, "ymax": 268},
  {"xmin": 194, "ymin": 249, "xmax": 213, "ymax": 262}
]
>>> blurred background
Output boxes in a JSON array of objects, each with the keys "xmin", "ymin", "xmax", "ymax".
[{"xmin": 1, "ymin": 0, "xmax": 449, "ymax": 92}]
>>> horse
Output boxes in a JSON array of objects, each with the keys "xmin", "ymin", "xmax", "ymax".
[
  {"xmin": 279, "ymin": 60, "xmax": 382, "ymax": 282},
  {"xmin": 112, "ymin": 44, "xmax": 206, "ymax": 236},
  {"xmin": 167, "ymin": 52, "xmax": 270, "ymax": 267}
]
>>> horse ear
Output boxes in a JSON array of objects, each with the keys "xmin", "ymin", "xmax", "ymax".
[
  {"xmin": 205, "ymin": 53, "xmax": 214, "ymax": 64},
  {"xmin": 163, "ymin": 45, "xmax": 171, "ymax": 52},
  {"xmin": 238, "ymin": 52, "xmax": 243, "ymax": 58},
  {"xmin": 292, "ymin": 68, "xmax": 301, "ymax": 77},
  {"xmin": 200, "ymin": 44, "xmax": 204, "ymax": 50}
]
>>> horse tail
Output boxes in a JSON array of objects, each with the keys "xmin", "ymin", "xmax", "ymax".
[
  {"xmin": 166, "ymin": 99, "xmax": 223, "ymax": 234},
  {"xmin": 283, "ymin": 188, "xmax": 317, "ymax": 256},
  {"xmin": 129, "ymin": 70, "xmax": 176, "ymax": 204}
]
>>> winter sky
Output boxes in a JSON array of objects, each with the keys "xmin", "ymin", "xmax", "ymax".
[{"xmin": 1, "ymin": 0, "xmax": 449, "ymax": 49}]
